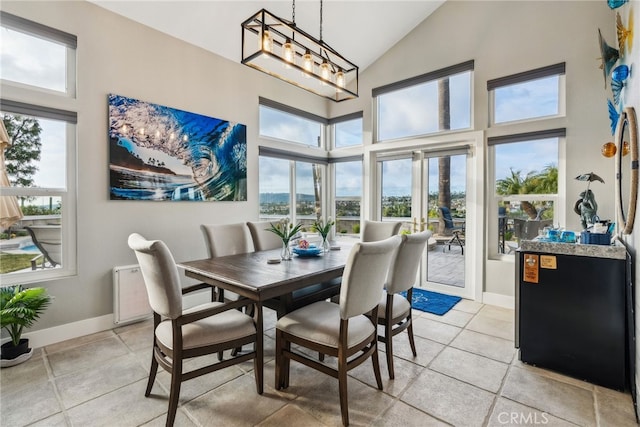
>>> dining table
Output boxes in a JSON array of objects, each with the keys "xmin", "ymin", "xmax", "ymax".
[{"xmin": 177, "ymin": 243, "xmax": 354, "ymax": 394}]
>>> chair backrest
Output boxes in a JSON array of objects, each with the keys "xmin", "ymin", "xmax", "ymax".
[
  {"xmin": 339, "ymin": 235, "xmax": 401, "ymax": 319},
  {"xmin": 247, "ymin": 221, "xmax": 283, "ymax": 251},
  {"xmin": 25, "ymin": 225, "xmax": 62, "ymax": 265},
  {"xmin": 201, "ymin": 223, "xmax": 254, "ymax": 258},
  {"xmin": 127, "ymin": 233, "xmax": 182, "ymax": 319},
  {"xmin": 361, "ymin": 220, "xmax": 402, "ymax": 242},
  {"xmin": 438, "ymin": 207, "xmax": 455, "ymax": 230},
  {"xmin": 385, "ymin": 231, "xmax": 431, "ymax": 294}
]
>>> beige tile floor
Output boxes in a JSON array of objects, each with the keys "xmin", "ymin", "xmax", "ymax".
[{"xmin": 1, "ymin": 302, "xmax": 637, "ymax": 427}]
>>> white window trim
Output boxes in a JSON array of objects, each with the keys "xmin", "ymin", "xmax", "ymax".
[{"xmin": 0, "ymin": 13, "xmax": 77, "ymax": 284}]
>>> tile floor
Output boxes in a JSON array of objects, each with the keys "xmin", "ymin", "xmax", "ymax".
[{"xmin": 1, "ymin": 301, "xmax": 637, "ymax": 426}]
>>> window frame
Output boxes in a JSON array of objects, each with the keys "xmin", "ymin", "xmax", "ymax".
[
  {"xmin": 373, "ymin": 60, "xmax": 474, "ymax": 142},
  {"xmin": 488, "ymin": 63, "xmax": 566, "ymax": 126},
  {"xmin": 258, "ymin": 97, "xmax": 327, "ymax": 148},
  {"xmin": 487, "ymin": 129, "xmax": 565, "ymax": 260},
  {"xmin": 0, "ymin": 13, "xmax": 77, "ymax": 285}
]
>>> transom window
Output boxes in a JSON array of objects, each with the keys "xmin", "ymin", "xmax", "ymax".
[
  {"xmin": 374, "ymin": 61, "xmax": 473, "ymax": 142},
  {"xmin": 331, "ymin": 113, "xmax": 363, "ymax": 149},
  {"xmin": 258, "ymin": 97, "xmax": 326, "ymax": 148},
  {"xmin": 488, "ymin": 63, "xmax": 565, "ymax": 125}
]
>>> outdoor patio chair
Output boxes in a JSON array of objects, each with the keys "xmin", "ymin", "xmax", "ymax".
[
  {"xmin": 377, "ymin": 230, "xmax": 431, "ymax": 379},
  {"xmin": 128, "ymin": 233, "xmax": 260, "ymax": 427},
  {"xmin": 438, "ymin": 207, "xmax": 465, "ymax": 254},
  {"xmin": 25, "ymin": 225, "xmax": 61, "ymax": 269},
  {"xmin": 275, "ymin": 235, "xmax": 401, "ymax": 426}
]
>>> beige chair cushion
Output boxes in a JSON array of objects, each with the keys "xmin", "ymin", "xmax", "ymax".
[
  {"xmin": 277, "ymin": 301, "xmax": 375, "ymax": 349},
  {"xmin": 385, "ymin": 230, "xmax": 432, "ymax": 294},
  {"xmin": 155, "ymin": 302, "xmax": 256, "ymax": 351},
  {"xmin": 339, "ymin": 236, "xmax": 401, "ymax": 319},
  {"xmin": 361, "ymin": 220, "xmax": 402, "ymax": 242},
  {"xmin": 128, "ymin": 233, "xmax": 183, "ymax": 319},
  {"xmin": 377, "ymin": 294, "xmax": 411, "ymax": 321},
  {"xmin": 201, "ymin": 223, "xmax": 254, "ymax": 258},
  {"xmin": 247, "ymin": 221, "xmax": 284, "ymax": 251}
]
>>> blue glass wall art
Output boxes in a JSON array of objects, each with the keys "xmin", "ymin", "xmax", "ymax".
[
  {"xmin": 109, "ymin": 94, "xmax": 247, "ymax": 201},
  {"xmin": 598, "ymin": 28, "xmax": 619, "ymax": 88},
  {"xmin": 607, "ymin": 0, "xmax": 628, "ymax": 10},
  {"xmin": 616, "ymin": 12, "xmax": 633, "ymax": 55}
]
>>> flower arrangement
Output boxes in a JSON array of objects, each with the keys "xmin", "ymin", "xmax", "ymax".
[
  {"xmin": 266, "ymin": 218, "xmax": 303, "ymax": 243},
  {"xmin": 312, "ymin": 217, "xmax": 335, "ymax": 239}
]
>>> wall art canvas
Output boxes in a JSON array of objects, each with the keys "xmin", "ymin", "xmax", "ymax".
[{"xmin": 109, "ymin": 94, "xmax": 247, "ymax": 201}]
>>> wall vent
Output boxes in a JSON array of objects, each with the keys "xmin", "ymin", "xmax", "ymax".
[{"xmin": 113, "ymin": 265, "xmax": 152, "ymax": 324}]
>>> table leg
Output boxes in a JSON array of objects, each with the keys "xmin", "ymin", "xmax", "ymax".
[{"xmin": 255, "ymin": 302, "xmax": 264, "ymax": 394}]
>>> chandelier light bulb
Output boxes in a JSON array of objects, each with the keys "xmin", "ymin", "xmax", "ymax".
[
  {"xmin": 283, "ymin": 39, "xmax": 294, "ymax": 63},
  {"xmin": 262, "ymin": 29, "xmax": 273, "ymax": 53},
  {"xmin": 320, "ymin": 59, "xmax": 331, "ymax": 82},
  {"xmin": 335, "ymin": 69, "xmax": 345, "ymax": 88},
  {"xmin": 303, "ymin": 49, "xmax": 314, "ymax": 76}
]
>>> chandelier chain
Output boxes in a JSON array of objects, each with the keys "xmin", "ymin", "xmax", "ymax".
[
  {"xmin": 292, "ymin": 0, "xmax": 295, "ymax": 24},
  {"xmin": 319, "ymin": 0, "xmax": 323, "ymax": 41}
]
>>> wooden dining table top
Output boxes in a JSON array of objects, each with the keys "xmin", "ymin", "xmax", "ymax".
[{"xmin": 177, "ymin": 243, "xmax": 354, "ymax": 302}]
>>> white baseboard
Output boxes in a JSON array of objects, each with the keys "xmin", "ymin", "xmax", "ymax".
[
  {"xmin": 482, "ymin": 292, "xmax": 515, "ymax": 309},
  {"xmin": 15, "ymin": 314, "xmax": 115, "ymax": 349}
]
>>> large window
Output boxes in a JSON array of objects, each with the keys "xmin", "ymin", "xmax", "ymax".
[
  {"xmin": 374, "ymin": 61, "xmax": 473, "ymax": 141},
  {"xmin": 0, "ymin": 13, "xmax": 77, "ymax": 284},
  {"xmin": 334, "ymin": 160, "xmax": 362, "ymax": 236},
  {"xmin": 488, "ymin": 63, "xmax": 565, "ymax": 125},
  {"xmin": 489, "ymin": 131, "xmax": 563, "ymax": 256}
]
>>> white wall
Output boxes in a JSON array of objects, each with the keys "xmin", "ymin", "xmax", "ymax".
[
  {"xmin": 1, "ymin": 0, "xmax": 326, "ymax": 334},
  {"xmin": 333, "ymin": 0, "xmax": 616, "ymax": 299},
  {"xmin": 2, "ymin": 1, "xmax": 620, "ymax": 338}
]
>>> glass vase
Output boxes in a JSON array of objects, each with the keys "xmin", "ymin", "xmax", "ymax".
[
  {"xmin": 322, "ymin": 236, "xmax": 330, "ymax": 253},
  {"xmin": 281, "ymin": 240, "xmax": 292, "ymax": 260}
]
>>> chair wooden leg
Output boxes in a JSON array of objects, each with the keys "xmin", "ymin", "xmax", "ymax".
[
  {"xmin": 407, "ymin": 317, "xmax": 417, "ymax": 357},
  {"xmin": 385, "ymin": 326, "xmax": 395, "ymax": 380},
  {"xmin": 166, "ymin": 356, "xmax": 182, "ymax": 427},
  {"xmin": 145, "ymin": 350, "xmax": 159, "ymax": 397},
  {"xmin": 371, "ymin": 344, "xmax": 383, "ymax": 390},
  {"xmin": 275, "ymin": 329, "xmax": 283, "ymax": 390},
  {"xmin": 338, "ymin": 356, "xmax": 350, "ymax": 426}
]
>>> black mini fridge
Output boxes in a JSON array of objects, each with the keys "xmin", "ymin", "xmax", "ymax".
[{"xmin": 515, "ymin": 248, "xmax": 633, "ymax": 392}]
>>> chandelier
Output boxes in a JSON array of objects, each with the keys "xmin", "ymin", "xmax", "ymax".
[{"xmin": 241, "ymin": 1, "xmax": 358, "ymax": 102}]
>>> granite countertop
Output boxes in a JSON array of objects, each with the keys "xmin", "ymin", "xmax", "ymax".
[{"xmin": 519, "ymin": 239, "xmax": 627, "ymax": 260}]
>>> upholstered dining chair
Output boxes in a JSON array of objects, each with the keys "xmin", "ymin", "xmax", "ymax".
[
  {"xmin": 377, "ymin": 230, "xmax": 431, "ymax": 379},
  {"xmin": 128, "ymin": 233, "xmax": 260, "ymax": 427},
  {"xmin": 275, "ymin": 235, "xmax": 401, "ymax": 426},
  {"xmin": 201, "ymin": 222, "xmax": 254, "ymax": 302},
  {"xmin": 361, "ymin": 220, "xmax": 402, "ymax": 242},
  {"xmin": 247, "ymin": 220, "xmax": 341, "ymax": 319},
  {"xmin": 246, "ymin": 220, "xmax": 283, "ymax": 251}
]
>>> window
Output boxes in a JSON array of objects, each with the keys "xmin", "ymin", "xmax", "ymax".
[
  {"xmin": 331, "ymin": 113, "xmax": 363, "ymax": 148},
  {"xmin": 258, "ymin": 156, "xmax": 290, "ymax": 219},
  {"xmin": 258, "ymin": 153, "xmax": 328, "ymax": 231},
  {"xmin": 0, "ymin": 11, "xmax": 76, "ymax": 95},
  {"xmin": 0, "ymin": 13, "xmax": 77, "ymax": 284},
  {"xmin": 334, "ymin": 160, "xmax": 362, "ymax": 237},
  {"xmin": 489, "ymin": 130, "xmax": 563, "ymax": 257},
  {"xmin": 488, "ymin": 63, "xmax": 565, "ymax": 125},
  {"xmin": 374, "ymin": 61, "xmax": 473, "ymax": 141},
  {"xmin": 259, "ymin": 98, "xmax": 326, "ymax": 147}
]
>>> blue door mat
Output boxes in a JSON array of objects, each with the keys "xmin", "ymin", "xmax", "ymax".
[{"xmin": 403, "ymin": 288, "xmax": 462, "ymax": 315}]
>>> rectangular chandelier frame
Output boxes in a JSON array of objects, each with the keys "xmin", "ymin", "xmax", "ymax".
[{"xmin": 241, "ymin": 9, "xmax": 359, "ymax": 102}]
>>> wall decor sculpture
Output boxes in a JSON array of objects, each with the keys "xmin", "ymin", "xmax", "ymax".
[{"xmin": 109, "ymin": 94, "xmax": 247, "ymax": 201}]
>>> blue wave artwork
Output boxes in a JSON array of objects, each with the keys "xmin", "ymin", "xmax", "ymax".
[{"xmin": 108, "ymin": 94, "xmax": 247, "ymax": 201}]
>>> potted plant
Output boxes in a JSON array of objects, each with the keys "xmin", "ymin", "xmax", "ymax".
[
  {"xmin": 0, "ymin": 285, "xmax": 51, "ymax": 367},
  {"xmin": 266, "ymin": 218, "xmax": 303, "ymax": 260}
]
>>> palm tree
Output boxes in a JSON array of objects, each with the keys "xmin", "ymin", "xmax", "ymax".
[
  {"xmin": 496, "ymin": 166, "xmax": 557, "ymax": 219},
  {"xmin": 437, "ymin": 78, "xmax": 451, "ymax": 234}
]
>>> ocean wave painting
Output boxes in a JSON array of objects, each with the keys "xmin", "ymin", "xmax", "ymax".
[{"xmin": 108, "ymin": 94, "xmax": 247, "ymax": 201}]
